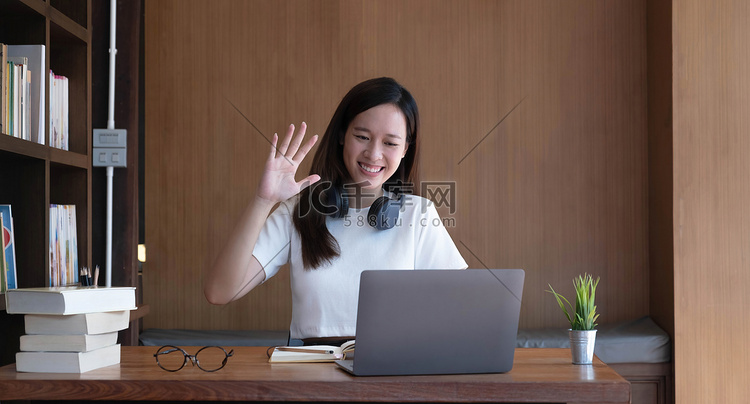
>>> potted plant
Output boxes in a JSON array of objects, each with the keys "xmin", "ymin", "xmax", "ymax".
[{"xmin": 547, "ymin": 273, "xmax": 600, "ymax": 364}]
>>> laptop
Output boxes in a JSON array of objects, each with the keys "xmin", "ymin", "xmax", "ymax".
[{"xmin": 335, "ymin": 269, "xmax": 525, "ymax": 376}]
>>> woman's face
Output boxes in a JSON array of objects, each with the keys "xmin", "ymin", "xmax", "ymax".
[{"xmin": 342, "ymin": 103, "xmax": 409, "ymax": 193}]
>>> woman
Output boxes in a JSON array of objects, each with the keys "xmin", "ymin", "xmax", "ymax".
[{"xmin": 205, "ymin": 77, "xmax": 466, "ymax": 342}]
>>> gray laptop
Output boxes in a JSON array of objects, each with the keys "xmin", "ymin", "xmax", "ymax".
[{"xmin": 335, "ymin": 269, "xmax": 525, "ymax": 376}]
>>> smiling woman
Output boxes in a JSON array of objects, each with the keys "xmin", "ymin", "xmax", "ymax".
[{"xmin": 204, "ymin": 77, "xmax": 466, "ymax": 342}]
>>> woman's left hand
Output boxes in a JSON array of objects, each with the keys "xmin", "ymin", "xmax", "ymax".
[{"xmin": 256, "ymin": 122, "xmax": 320, "ymax": 204}]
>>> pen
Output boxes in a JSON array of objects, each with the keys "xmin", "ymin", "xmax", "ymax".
[
  {"xmin": 80, "ymin": 267, "xmax": 89, "ymax": 286},
  {"xmin": 94, "ymin": 265, "xmax": 99, "ymax": 286},
  {"xmin": 275, "ymin": 347, "xmax": 335, "ymax": 354}
]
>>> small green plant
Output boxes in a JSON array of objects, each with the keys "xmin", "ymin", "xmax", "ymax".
[{"xmin": 547, "ymin": 273, "xmax": 600, "ymax": 331}]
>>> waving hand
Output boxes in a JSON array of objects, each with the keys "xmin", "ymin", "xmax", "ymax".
[{"xmin": 256, "ymin": 122, "xmax": 320, "ymax": 204}]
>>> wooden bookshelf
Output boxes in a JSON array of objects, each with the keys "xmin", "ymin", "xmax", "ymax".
[{"xmin": 0, "ymin": 0, "xmax": 92, "ymax": 366}]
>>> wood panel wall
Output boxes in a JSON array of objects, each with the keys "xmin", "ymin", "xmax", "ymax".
[
  {"xmin": 673, "ymin": 0, "xmax": 750, "ymax": 401},
  {"xmin": 144, "ymin": 0, "xmax": 649, "ymax": 331},
  {"xmin": 647, "ymin": 0, "xmax": 674, "ymax": 338}
]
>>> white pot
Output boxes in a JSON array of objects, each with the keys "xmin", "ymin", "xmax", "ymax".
[{"xmin": 569, "ymin": 329, "xmax": 597, "ymax": 365}]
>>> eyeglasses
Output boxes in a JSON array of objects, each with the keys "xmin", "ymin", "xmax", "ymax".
[{"xmin": 154, "ymin": 345, "xmax": 234, "ymax": 372}]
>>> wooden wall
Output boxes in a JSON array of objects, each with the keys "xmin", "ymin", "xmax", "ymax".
[
  {"xmin": 647, "ymin": 0, "xmax": 674, "ymax": 339},
  {"xmin": 673, "ymin": 0, "xmax": 750, "ymax": 401},
  {"xmin": 144, "ymin": 0, "xmax": 649, "ymax": 331}
]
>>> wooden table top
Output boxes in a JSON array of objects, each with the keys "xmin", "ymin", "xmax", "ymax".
[{"xmin": 0, "ymin": 347, "xmax": 630, "ymax": 403}]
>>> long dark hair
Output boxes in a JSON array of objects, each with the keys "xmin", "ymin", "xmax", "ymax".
[{"xmin": 293, "ymin": 77, "xmax": 420, "ymax": 269}]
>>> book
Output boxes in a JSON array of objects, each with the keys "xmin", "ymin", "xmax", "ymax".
[
  {"xmin": 1, "ymin": 214, "xmax": 6, "ymax": 292},
  {"xmin": 24, "ymin": 310, "xmax": 131, "ymax": 335},
  {"xmin": 0, "ymin": 204, "xmax": 17, "ymax": 290},
  {"xmin": 1, "ymin": 43, "xmax": 7, "ymax": 134},
  {"xmin": 16, "ymin": 344, "xmax": 121, "ymax": 373},
  {"xmin": 7, "ymin": 56, "xmax": 28, "ymax": 139},
  {"xmin": 268, "ymin": 340, "xmax": 355, "ymax": 363},
  {"xmin": 20, "ymin": 332, "xmax": 118, "ymax": 352},
  {"xmin": 48, "ymin": 204, "xmax": 77, "ymax": 286},
  {"xmin": 8, "ymin": 55, "xmax": 15, "ymax": 136},
  {"xmin": 7, "ymin": 45, "xmax": 45, "ymax": 144},
  {"xmin": 49, "ymin": 71, "xmax": 69, "ymax": 150},
  {"xmin": 5, "ymin": 286, "xmax": 136, "ymax": 315}
]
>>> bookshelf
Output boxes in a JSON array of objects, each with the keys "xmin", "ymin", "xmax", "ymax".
[{"xmin": 0, "ymin": 0, "xmax": 91, "ymax": 364}]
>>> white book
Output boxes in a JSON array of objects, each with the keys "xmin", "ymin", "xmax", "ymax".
[
  {"xmin": 48, "ymin": 204, "xmax": 57, "ymax": 284},
  {"xmin": 24, "ymin": 310, "xmax": 131, "ymax": 335},
  {"xmin": 16, "ymin": 344, "xmax": 121, "ymax": 373},
  {"xmin": 7, "ymin": 57, "xmax": 27, "ymax": 138},
  {"xmin": 50, "ymin": 70, "xmax": 62, "ymax": 148},
  {"xmin": 5, "ymin": 286, "xmax": 136, "ymax": 315},
  {"xmin": 20, "ymin": 332, "xmax": 118, "ymax": 352},
  {"xmin": 68, "ymin": 205, "xmax": 78, "ymax": 282},
  {"xmin": 13, "ymin": 59, "xmax": 27, "ymax": 140},
  {"xmin": 62, "ymin": 75, "xmax": 68, "ymax": 149},
  {"xmin": 24, "ymin": 72, "xmax": 31, "ymax": 141},
  {"xmin": 49, "ymin": 70, "xmax": 56, "ymax": 147}
]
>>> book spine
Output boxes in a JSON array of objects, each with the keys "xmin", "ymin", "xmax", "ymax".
[
  {"xmin": 0, "ymin": 205, "xmax": 17, "ymax": 290},
  {"xmin": 1, "ymin": 43, "xmax": 6, "ymax": 135}
]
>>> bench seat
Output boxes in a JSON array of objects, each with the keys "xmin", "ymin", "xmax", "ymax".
[
  {"xmin": 516, "ymin": 316, "xmax": 670, "ymax": 364},
  {"xmin": 139, "ymin": 329, "xmax": 298, "ymax": 347}
]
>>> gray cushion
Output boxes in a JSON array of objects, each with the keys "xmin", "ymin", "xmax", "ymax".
[
  {"xmin": 140, "ymin": 316, "xmax": 670, "ymax": 364},
  {"xmin": 516, "ymin": 316, "xmax": 671, "ymax": 364},
  {"xmin": 139, "ymin": 329, "xmax": 303, "ymax": 347}
]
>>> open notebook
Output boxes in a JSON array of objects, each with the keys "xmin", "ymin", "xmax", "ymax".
[{"xmin": 268, "ymin": 340, "xmax": 355, "ymax": 363}]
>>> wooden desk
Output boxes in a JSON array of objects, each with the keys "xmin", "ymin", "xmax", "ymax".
[{"xmin": 0, "ymin": 347, "xmax": 630, "ymax": 403}]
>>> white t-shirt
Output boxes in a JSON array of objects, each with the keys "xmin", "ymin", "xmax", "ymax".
[{"xmin": 253, "ymin": 193, "xmax": 467, "ymax": 339}]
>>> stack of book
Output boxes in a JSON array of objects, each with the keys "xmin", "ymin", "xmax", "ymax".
[{"xmin": 5, "ymin": 286, "xmax": 136, "ymax": 373}]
